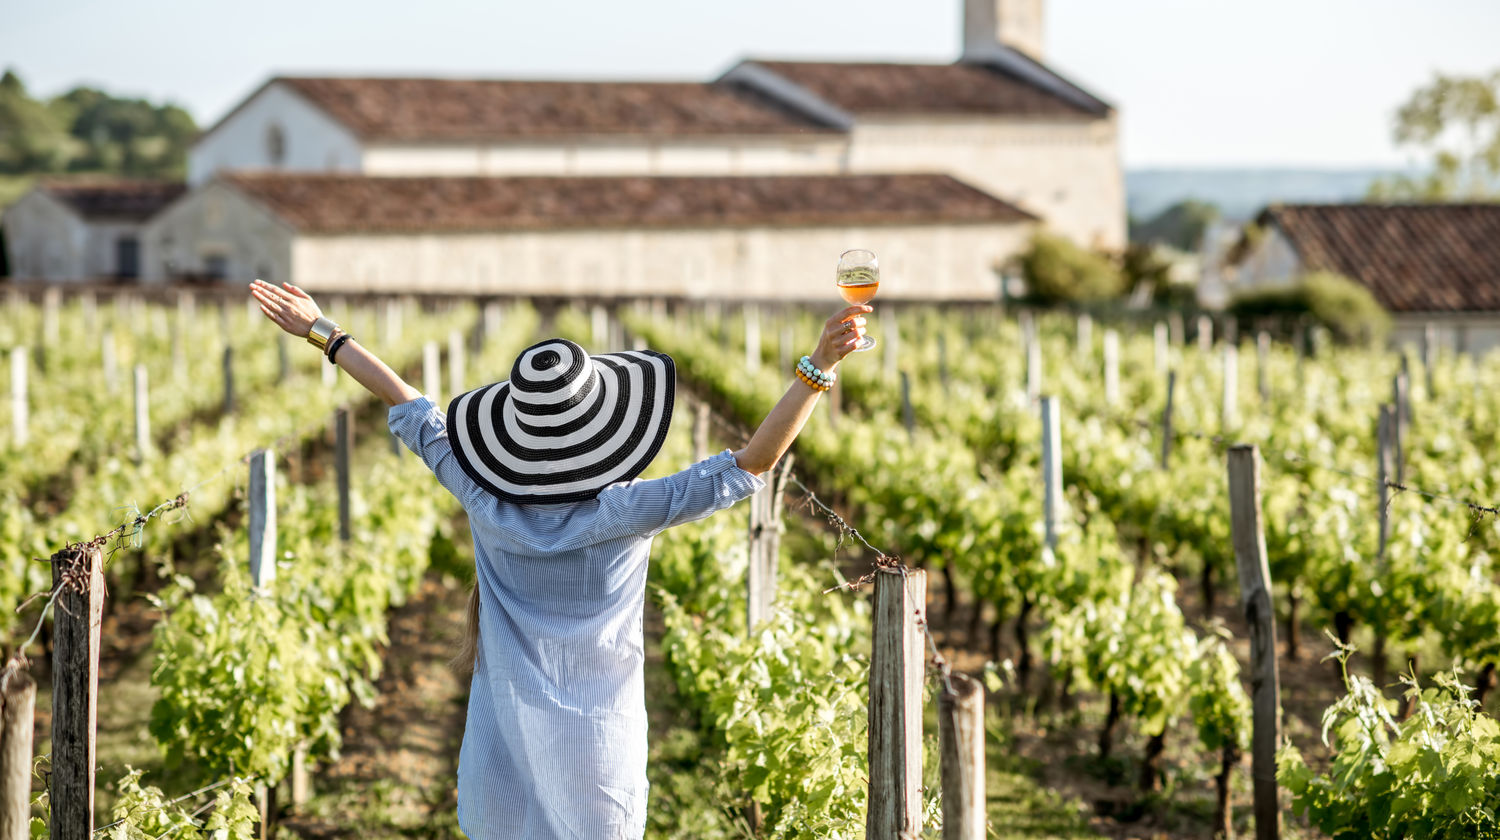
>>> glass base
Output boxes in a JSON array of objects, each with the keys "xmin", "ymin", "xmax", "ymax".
[{"xmin": 850, "ymin": 336, "xmax": 876, "ymax": 352}]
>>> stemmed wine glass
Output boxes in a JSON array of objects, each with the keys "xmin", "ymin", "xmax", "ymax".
[{"xmin": 836, "ymin": 249, "xmax": 878, "ymax": 352}]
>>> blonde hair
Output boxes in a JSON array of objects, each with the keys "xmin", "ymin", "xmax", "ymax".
[{"xmin": 452, "ymin": 582, "xmax": 481, "ymax": 676}]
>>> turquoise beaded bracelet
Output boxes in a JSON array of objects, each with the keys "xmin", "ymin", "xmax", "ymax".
[{"xmin": 798, "ymin": 355, "xmax": 836, "ymax": 388}]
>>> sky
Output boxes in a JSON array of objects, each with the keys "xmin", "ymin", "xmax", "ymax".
[{"xmin": 4, "ymin": 0, "xmax": 1497, "ymax": 168}]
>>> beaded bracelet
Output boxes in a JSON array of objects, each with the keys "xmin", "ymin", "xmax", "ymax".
[{"xmin": 797, "ymin": 355, "xmax": 836, "ymax": 391}]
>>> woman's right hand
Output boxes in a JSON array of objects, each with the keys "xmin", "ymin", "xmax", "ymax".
[
  {"xmin": 249, "ymin": 279, "xmax": 326, "ymax": 338},
  {"xmin": 810, "ymin": 305, "xmax": 873, "ymax": 371}
]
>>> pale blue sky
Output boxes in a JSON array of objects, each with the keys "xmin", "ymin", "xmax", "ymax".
[{"xmin": 4, "ymin": 0, "xmax": 1497, "ymax": 167}]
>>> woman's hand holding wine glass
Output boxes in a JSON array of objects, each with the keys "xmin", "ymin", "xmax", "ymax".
[{"xmin": 812, "ymin": 305, "xmax": 873, "ymax": 371}]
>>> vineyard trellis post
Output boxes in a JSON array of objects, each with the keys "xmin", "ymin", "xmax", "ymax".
[
  {"xmin": 1256, "ymin": 331, "xmax": 1271, "ymax": 402},
  {"xmin": 1421, "ymin": 323, "xmax": 1437, "ymax": 398},
  {"xmin": 42, "ymin": 287, "xmax": 60, "ymax": 345},
  {"xmin": 1160, "ymin": 370, "xmax": 1176, "ymax": 470},
  {"xmin": 1391, "ymin": 372, "xmax": 1408, "ymax": 485},
  {"xmin": 103, "ymin": 329, "xmax": 118, "ymax": 394},
  {"xmin": 746, "ymin": 456, "xmax": 793, "ymax": 633},
  {"xmin": 866, "ymin": 568, "xmax": 926, "ymax": 840},
  {"xmin": 222, "ymin": 344, "xmax": 235, "ymax": 415},
  {"xmin": 1227, "ymin": 445, "xmax": 1281, "ymax": 840},
  {"xmin": 1076, "ymin": 312, "xmax": 1092, "ymax": 364},
  {"xmin": 1197, "ymin": 314, "xmax": 1214, "ymax": 354},
  {"xmin": 1154, "ymin": 322, "xmax": 1169, "ymax": 376},
  {"xmin": 51, "ymin": 544, "xmax": 105, "ymax": 840},
  {"xmin": 248, "ymin": 449, "xmax": 277, "ymax": 589},
  {"xmin": 1222, "ymin": 344, "xmax": 1238, "ymax": 432},
  {"xmin": 592, "ymin": 305, "xmax": 609, "ymax": 352},
  {"xmin": 938, "ymin": 672, "xmax": 985, "ymax": 840},
  {"xmin": 744, "ymin": 305, "xmax": 761, "ymax": 374},
  {"xmin": 336, "ymin": 407, "xmax": 352, "ymax": 543},
  {"xmin": 1168, "ymin": 311, "xmax": 1185, "ymax": 347},
  {"xmin": 937, "ymin": 332, "xmax": 950, "ymax": 388},
  {"xmin": 423, "ymin": 340, "xmax": 441, "ymax": 405},
  {"xmin": 1374, "ymin": 404, "xmax": 1395, "ymax": 689},
  {"xmin": 133, "ymin": 364, "xmax": 151, "ymax": 463},
  {"xmin": 899, "ymin": 371, "xmax": 915, "ymax": 441},
  {"xmin": 1103, "ymin": 329, "xmax": 1120, "ymax": 406},
  {"xmin": 1041, "ymin": 396, "xmax": 1062, "ymax": 553},
  {"xmin": 9, "ymin": 348, "xmax": 26, "ymax": 448},
  {"xmin": 0, "ymin": 666, "xmax": 34, "ymax": 840}
]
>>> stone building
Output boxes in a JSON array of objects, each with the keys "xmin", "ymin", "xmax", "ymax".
[{"xmin": 2, "ymin": 180, "xmax": 184, "ymax": 281}]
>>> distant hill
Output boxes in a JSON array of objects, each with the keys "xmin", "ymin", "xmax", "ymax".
[{"xmin": 1126, "ymin": 167, "xmax": 1407, "ymax": 221}]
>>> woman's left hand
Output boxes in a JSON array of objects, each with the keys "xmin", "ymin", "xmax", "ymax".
[
  {"xmin": 810, "ymin": 305, "xmax": 872, "ymax": 371},
  {"xmin": 250, "ymin": 279, "xmax": 326, "ymax": 338}
]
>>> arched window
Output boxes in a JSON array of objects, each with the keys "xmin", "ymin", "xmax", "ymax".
[{"xmin": 267, "ymin": 124, "xmax": 286, "ymax": 166}]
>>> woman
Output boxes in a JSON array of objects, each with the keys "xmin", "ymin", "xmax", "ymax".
[{"xmin": 248, "ymin": 280, "xmax": 870, "ymax": 839}]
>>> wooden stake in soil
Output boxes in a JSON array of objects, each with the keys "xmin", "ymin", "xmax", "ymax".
[
  {"xmin": 746, "ymin": 456, "xmax": 793, "ymax": 633},
  {"xmin": 1391, "ymin": 372, "xmax": 1408, "ymax": 485},
  {"xmin": 1040, "ymin": 396, "xmax": 1062, "ymax": 554},
  {"xmin": 1374, "ymin": 404, "xmax": 1395, "ymax": 690},
  {"xmin": 51, "ymin": 545, "xmax": 105, "ymax": 840},
  {"xmin": 0, "ymin": 666, "xmax": 35, "ymax": 840},
  {"xmin": 1421, "ymin": 322, "xmax": 1437, "ymax": 399},
  {"xmin": 1075, "ymin": 312, "xmax": 1092, "ymax": 364},
  {"xmin": 1257, "ymin": 331, "xmax": 1271, "ymax": 402},
  {"xmin": 248, "ymin": 449, "xmax": 277, "ymax": 589},
  {"xmin": 8, "ymin": 348, "xmax": 26, "ymax": 448},
  {"xmin": 1222, "ymin": 343, "xmax": 1239, "ymax": 431},
  {"xmin": 102, "ymin": 330, "xmax": 118, "ymax": 394},
  {"xmin": 938, "ymin": 672, "xmax": 985, "ymax": 840},
  {"xmin": 867, "ymin": 568, "xmax": 926, "ymax": 840},
  {"xmin": 1154, "ymin": 322, "xmax": 1169, "ymax": 376},
  {"xmin": 899, "ymin": 371, "xmax": 915, "ymax": 441},
  {"xmin": 222, "ymin": 345, "xmax": 235, "ymax": 415},
  {"xmin": 336, "ymin": 407, "xmax": 352, "ymax": 543},
  {"xmin": 133, "ymin": 364, "xmax": 151, "ymax": 462},
  {"xmin": 1160, "ymin": 370, "xmax": 1176, "ymax": 470},
  {"xmin": 1197, "ymin": 314, "xmax": 1214, "ymax": 353},
  {"xmin": 1227, "ymin": 445, "xmax": 1281, "ymax": 840},
  {"xmin": 937, "ymin": 332, "xmax": 950, "ymax": 388},
  {"xmin": 1103, "ymin": 329, "xmax": 1120, "ymax": 406}
]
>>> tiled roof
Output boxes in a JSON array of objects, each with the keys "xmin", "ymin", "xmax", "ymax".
[
  {"xmin": 1261, "ymin": 203, "xmax": 1500, "ymax": 313},
  {"xmin": 739, "ymin": 60, "xmax": 1106, "ymax": 118},
  {"xmin": 277, "ymin": 77, "xmax": 836, "ymax": 141},
  {"xmin": 221, "ymin": 172, "xmax": 1035, "ymax": 234},
  {"xmin": 40, "ymin": 179, "xmax": 186, "ymax": 221}
]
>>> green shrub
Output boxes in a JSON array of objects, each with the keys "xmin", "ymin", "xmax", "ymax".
[
  {"xmin": 1017, "ymin": 231, "xmax": 1125, "ymax": 305},
  {"xmin": 1229, "ymin": 270, "xmax": 1390, "ymax": 344}
]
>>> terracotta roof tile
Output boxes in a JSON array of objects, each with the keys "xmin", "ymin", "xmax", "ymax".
[
  {"xmin": 40, "ymin": 179, "xmax": 186, "ymax": 221},
  {"xmin": 220, "ymin": 173, "xmax": 1035, "ymax": 234},
  {"xmin": 1262, "ymin": 203, "xmax": 1500, "ymax": 314},
  {"xmin": 744, "ymin": 60, "xmax": 1102, "ymax": 117},
  {"xmin": 278, "ymin": 77, "xmax": 836, "ymax": 141}
]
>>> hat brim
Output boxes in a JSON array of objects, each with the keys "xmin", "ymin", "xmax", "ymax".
[{"xmin": 446, "ymin": 350, "xmax": 675, "ymax": 503}]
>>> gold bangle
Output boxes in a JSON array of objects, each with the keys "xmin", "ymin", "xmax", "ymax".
[{"xmin": 307, "ymin": 317, "xmax": 338, "ymax": 350}]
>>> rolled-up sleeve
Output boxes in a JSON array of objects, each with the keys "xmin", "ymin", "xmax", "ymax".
[
  {"xmin": 599, "ymin": 449, "xmax": 765, "ymax": 539},
  {"xmin": 388, "ymin": 395, "xmax": 483, "ymax": 506}
]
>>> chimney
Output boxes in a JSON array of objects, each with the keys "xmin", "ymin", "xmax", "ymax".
[{"xmin": 963, "ymin": 0, "xmax": 1045, "ymax": 61}]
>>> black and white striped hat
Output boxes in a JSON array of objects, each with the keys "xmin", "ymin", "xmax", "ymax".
[{"xmin": 446, "ymin": 338, "xmax": 675, "ymax": 503}]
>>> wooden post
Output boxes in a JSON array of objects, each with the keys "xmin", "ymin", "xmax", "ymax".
[
  {"xmin": 899, "ymin": 371, "xmax": 915, "ymax": 441},
  {"xmin": 591, "ymin": 305, "xmax": 609, "ymax": 352},
  {"xmin": 692, "ymin": 402, "xmax": 710, "ymax": 463},
  {"xmin": 1154, "ymin": 322, "xmax": 1169, "ymax": 376},
  {"xmin": 1227, "ymin": 445, "xmax": 1281, "ymax": 840},
  {"xmin": 222, "ymin": 345, "xmax": 235, "ymax": 414},
  {"xmin": 336, "ymin": 407, "xmax": 352, "ymax": 543},
  {"xmin": 423, "ymin": 341, "xmax": 441, "ymax": 404},
  {"xmin": 1076, "ymin": 312, "xmax": 1092, "ymax": 364},
  {"xmin": 102, "ymin": 330, "xmax": 118, "ymax": 393},
  {"xmin": 133, "ymin": 365, "xmax": 151, "ymax": 462},
  {"xmin": 248, "ymin": 449, "xmax": 277, "ymax": 589},
  {"xmin": 1222, "ymin": 344, "xmax": 1238, "ymax": 431},
  {"xmin": 1391, "ymin": 373, "xmax": 1407, "ymax": 485},
  {"xmin": 866, "ymin": 568, "xmax": 926, "ymax": 840},
  {"xmin": 1160, "ymin": 370, "xmax": 1176, "ymax": 470},
  {"xmin": 1197, "ymin": 314, "xmax": 1214, "ymax": 353},
  {"xmin": 1257, "ymin": 331, "xmax": 1271, "ymax": 402},
  {"xmin": 449, "ymin": 328, "xmax": 466, "ymax": 397},
  {"xmin": 747, "ymin": 456, "xmax": 792, "ymax": 632},
  {"xmin": 50, "ymin": 545, "xmax": 104, "ymax": 840},
  {"xmin": 1103, "ymin": 329, "xmax": 1120, "ymax": 406},
  {"xmin": 937, "ymin": 332, "xmax": 950, "ymax": 388},
  {"xmin": 290, "ymin": 745, "xmax": 309, "ymax": 810},
  {"xmin": 1421, "ymin": 323, "xmax": 1436, "ymax": 399},
  {"xmin": 0, "ymin": 666, "xmax": 36, "ymax": 840},
  {"xmin": 1040, "ymin": 396, "xmax": 1062, "ymax": 553},
  {"xmin": 938, "ymin": 672, "xmax": 985, "ymax": 840},
  {"xmin": 1168, "ymin": 311, "xmax": 1185, "ymax": 347},
  {"xmin": 8, "ymin": 348, "xmax": 26, "ymax": 448},
  {"xmin": 42, "ymin": 288, "xmax": 60, "ymax": 345},
  {"xmin": 743, "ymin": 306, "xmax": 761, "ymax": 374}
]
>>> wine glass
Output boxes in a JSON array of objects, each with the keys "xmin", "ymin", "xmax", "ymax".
[{"xmin": 836, "ymin": 249, "xmax": 878, "ymax": 352}]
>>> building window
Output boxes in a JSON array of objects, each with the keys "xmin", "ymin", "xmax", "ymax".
[
  {"xmin": 204, "ymin": 254, "xmax": 229, "ymax": 280},
  {"xmin": 116, "ymin": 237, "xmax": 140, "ymax": 279},
  {"xmin": 267, "ymin": 124, "xmax": 286, "ymax": 166}
]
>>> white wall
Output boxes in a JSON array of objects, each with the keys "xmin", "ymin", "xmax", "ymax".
[
  {"xmin": 2, "ymin": 191, "xmax": 89, "ymax": 281},
  {"xmin": 188, "ymin": 81, "xmax": 364, "ymax": 185},
  {"xmin": 360, "ymin": 137, "xmax": 847, "ymax": 178},
  {"xmin": 141, "ymin": 182, "xmax": 294, "ymax": 283},
  {"xmin": 289, "ymin": 221, "xmax": 1033, "ymax": 300},
  {"xmin": 1230, "ymin": 226, "xmax": 1302, "ymax": 296},
  {"xmin": 847, "ymin": 114, "xmax": 1125, "ymax": 251}
]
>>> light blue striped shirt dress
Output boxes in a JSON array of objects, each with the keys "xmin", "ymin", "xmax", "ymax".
[{"xmin": 389, "ymin": 395, "xmax": 765, "ymax": 839}]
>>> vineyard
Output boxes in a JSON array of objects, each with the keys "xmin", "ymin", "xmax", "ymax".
[{"xmin": 4, "ymin": 288, "xmax": 1500, "ymax": 839}]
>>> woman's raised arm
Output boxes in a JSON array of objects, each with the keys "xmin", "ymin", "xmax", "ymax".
[
  {"xmin": 249, "ymin": 280, "xmax": 422, "ymax": 407},
  {"xmin": 731, "ymin": 304, "xmax": 870, "ymax": 476}
]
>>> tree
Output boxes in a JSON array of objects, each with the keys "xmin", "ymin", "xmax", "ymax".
[
  {"xmin": 1017, "ymin": 231, "xmax": 1125, "ymax": 305},
  {"xmin": 1370, "ymin": 70, "xmax": 1500, "ymax": 200},
  {"xmin": 0, "ymin": 70, "xmax": 71, "ymax": 173},
  {"xmin": 1128, "ymin": 199, "xmax": 1221, "ymax": 251}
]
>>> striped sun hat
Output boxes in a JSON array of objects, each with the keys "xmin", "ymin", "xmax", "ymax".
[{"xmin": 445, "ymin": 338, "xmax": 676, "ymax": 503}]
